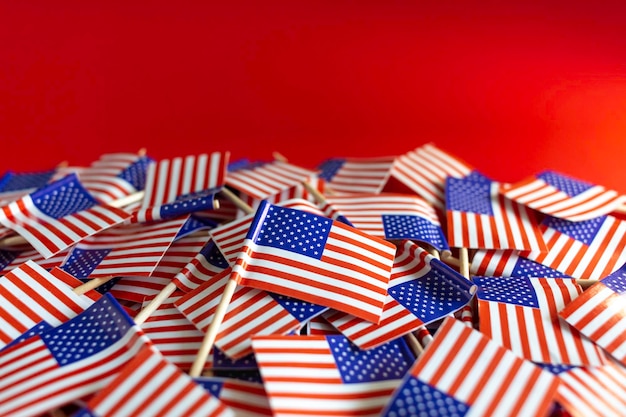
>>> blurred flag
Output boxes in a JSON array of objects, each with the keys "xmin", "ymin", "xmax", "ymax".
[
  {"xmin": 471, "ymin": 249, "xmax": 572, "ymax": 278},
  {"xmin": 317, "ymin": 156, "xmax": 395, "ymax": 194},
  {"xmin": 502, "ymin": 170, "xmax": 626, "ymax": 221},
  {"xmin": 251, "ymin": 334, "xmax": 414, "ymax": 417},
  {"xmin": 446, "ymin": 175, "xmax": 546, "ymax": 251},
  {"xmin": 172, "ymin": 240, "xmax": 229, "ymax": 292},
  {"xmin": 0, "ymin": 168, "xmax": 56, "ymax": 205},
  {"xmin": 74, "ymin": 347, "xmax": 232, "ymax": 417},
  {"xmin": 559, "ymin": 264, "xmax": 626, "ymax": 366},
  {"xmin": 0, "ymin": 294, "xmax": 152, "ymax": 416},
  {"xmin": 194, "ymin": 376, "xmax": 273, "ymax": 417},
  {"xmin": 0, "ymin": 173, "xmax": 131, "ymax": 258},
  {"xmin": 0, "ymin": 245, "xmax": 72, "ymax": 274},
  {"xmin": 474, "ymin": 276, "xmax": 606, "ymax": 366},
  {"xmin": 323, "ymin": 240, "xmax": 474, "ymax": 349},
  {"xmin": 523, "ymin": 214, "xmax": 626, "ymax": 280},
  {"xmin": 381, "ymin": 316, "xmax": 558, "ymax": 417},
  {"xmin": 230, "ymin": 201, "xmax": 396, "ymax": 323}
]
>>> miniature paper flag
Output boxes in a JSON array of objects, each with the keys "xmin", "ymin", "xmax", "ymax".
[
  {"xmin": 321, "ymin": 193, "xmax": 449, "ymax": 252},
  {"xmin": 0, "ymin": 294, "xmax": 152, "ymax": 416},
  {"xmin": 317, "ymin": 156, "xmax": 395, "ymax": 194},
  {"xmin": 389, "ymin": 142, "xmax": 475, "ymax": 209},
  {"xmin": 522, "ymin": 214, "xmax": 626, "ymax": 280},
  {"xmin": 381, "ymin": 316, "xmax": 559, "ymax": 417},
  {"xmin": 559, "ymin": 264, "xmax": 626, "ymax": 366},
  {"xmin": 323, "ymin": 240, "xmax": 475, "ymax": 349},
  {"xmin": 501, "ymin": 170, "xmax": 626, "ymax": 222},
  {"xmin": 74, "ymin": 347, "xmax": 232, "ymax": 417},
  {"xmin": 474, "ymin": 276, "xmax": 607, "ymax": 366},
  {"xmin": 230, "ymin": 200, "xmax": 397, "ymax": 323},
  {"xmin": 0, "ymin": 245, "xmax": 72, "ymax": 274},
  {"xmin": 225, "ymin": 160, "xmax": 319, "ymax": 200},
  {"xmin": 446, "ymin": 175, "xmax": 547, "ymax": 251},
  {"xmin": 0, "ymin": 173, "xmax": 131, "ymax": 258},
  {"xmin": 251, "ymin": 334, "xmax": 414, "ymax": 417},
  {"xmin": 471, "ymin": 249, "xmax": 572, "ymax": 278},
  {"xmin": 176, "ymin": 268, "xmax": 328, "ymax": 359},
  {"xmin": 171, "ymin": 240, "xmax": 229, "ymax": 292},
  {"xmin": 194, "ymin": 376, "xmax": 273, "ymax": 417},
  {"xmin": 0, "ymin": 168, "xmax": 55, "ymax": 205}
]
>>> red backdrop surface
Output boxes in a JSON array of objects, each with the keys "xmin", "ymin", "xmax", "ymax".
[{"xmin": 2, "ymin": 1, "xmax": 626, "ymax": 192}]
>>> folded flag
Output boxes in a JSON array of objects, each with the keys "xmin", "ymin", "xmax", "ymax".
[
  {"xmin": 194, "ymin": 376, "xmax": 273, "ymax": 417},
  {"xmin": 474, "ymin": 276, "xmax": 607, "ymax": 366},
  {"xmin": 323, "ymin": 240, "xmax": 474, "ymax": 349},
  {"xmin": 446, "ymin": 175, "xmax": 547, "ymax": 251},
  {"xmin": 230, "ymin": 200, "xmax": 396, "ymax": 323},
  {"xmin": 381, "ymin": 316, "xmax": 558, "ymax": 417},
  {"xmin": 0, "ymin": 173, "xmax": 131, "ymax": 258},
  {"xmin": 0, "ymin": 293, "xmax": 152, "ymax": 416},
  {"xmin": 559, "ymin": 263, "xmax": 626, "ymax": 366},
  {"xmin": 317, "ymin": 156, "xmax": 395, "ymax": 194},
  {"xmin": 470, "ymin": 249, "xmax": 572, "ymax": 278},
  {"xmin": 172, "ymin": 240, "xmax": 229, "ymax": 292},
  {"xmin": 501, "ymin": 170, "xmax": 626, "ymax": 222},
  {"xmin": 522, "ymin": 214, "xmax": 626, "ymax": 280},
  {"xmin": 0, "ymin": 168, "xmax": 56, "ymax": 205},
  {"xmin": 74, "ymin": 346, "xmax": 232, "ymax": 417},
  {"xmin": 251, "ymin": 334, "xmax": 414, "ymax": 417}
]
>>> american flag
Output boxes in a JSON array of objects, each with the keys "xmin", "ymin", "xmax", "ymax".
[
  {"xmin": 225, "ymin": 160, "xmax": 319, "ymax": 200},
  {"xmin": 381, "ymin": 316, "xmax": 558, "ymax": 417},
  {"xmin": 323, "ymin": 240, "xmax": 474, "ymax": 349},
  {"xmin": 0, "ymin": 294, "xmax": 152, "ymax": 416},
  {"xmin": 194, "ymin": 376, "xmax": 273, "ymax": 417},
  {"xmin": 251, "ymin": 334, "xmax": 414, "ymax": 417},
  {"xmin": 132, "ymin": 187, "xmax": 221, "ymax": 223},
  {"xmin": 74, "ymin": 346, "xmax": 232, "ymax": 417},
  {"xmin": 230, "ymin": 201, "xmax": 396, "ymax": 323},
  {"xmin": 446, "ymin": 175, "xmax": 547, "ymax": 251},
  {"xmin": 474, "ymin": 276, "xmax": 607, "ymax": 366},
  {"xmin": 321, "ymin": 193, "xmax": 449, "ymax": 252},
  {"xmin": 0, "ymin": 168, "xmax": 56, "ymax": 205},
  {"xmin": 389, "ymin": 142, "xmax": 475, "ymax": 209},
  {"xmin": 523, "ymin": 214, "xmax": 626, "ymax": 280},
  {"xmin": 0, "ymin": 260, "xmax": 100, "ymax": 349},
  {"xmin": 545, "ymin": 362, "xmax": 626, "ymax": 417},
  {"xmin": 317, "ymin": 156, "xmax": 395, "ymax": 194},
  {"xmin": 107, "ymin": 275, "xmax": 171, "ymax": 303},
  {"xmin": 0, "ymin": 245, "xmax": 72, "ymax": 274},
  {"xmin": 559, "ymin": 264, "xmax": 626, "ymax": 366},
  {"xmin": 471, "ymin": 249, "xmax": 572, "ymax": 278},
  {"xmin": 0, "ymin": 173, "xmax": 131, "ymax": 258},
  {"xmin": 502, "ymin": 170, "xmax": 626, "ymax": 222},
  {"xmin": 136, "ymin": 152, "xmax": 229, "ymax": 222},
  {"xmin": 60, "ymin": 215, "xmax": 188, "ymax": 279},
  {"xmin": 172, "ymin": 239, "xmax": 229, "ymax": 292},
  {"xmin": 175, "ymin": 268, "xmax": 328, "ymax": 359}
]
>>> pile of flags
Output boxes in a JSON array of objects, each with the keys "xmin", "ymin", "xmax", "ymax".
[{"xmin": 0, "ymin": 144, "xmax": 624, "ymax": 416}]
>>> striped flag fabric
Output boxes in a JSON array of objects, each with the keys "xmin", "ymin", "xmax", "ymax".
[
  {"xmin": 381, "ymin": 316, "xmax": 559, "ymax": 417},
  {"xmin": 251, "ymin": 334, "xmax": 414, "ymax": 417},
  {"xmin": 446, "ymin": 175, "xmax": 547, "ymax": 251},
  {"xmin": 323, "ymin": 240, "xmax": 475, "ymax": 349},
  {"xmin": 474, "ymin": 276, "xmax": 607, "ymax": 366},
  {"xmin": 225, "ymin": 160, "xmax": 319, "ymax": 200},
  {"xmin": 60, "ymin": 215, "xmax": 188, "ymax": 279},
  {"xmin": 0, "ymin": 245, "xmax": 72, "ymax": 274},
  {"xmin": 74, "ymin": 347, "xmax": 232, "ymax": 417},
  {"xmin": 0, "ymin": 173, "xmax": 131, "ymax": 258},
  {"xmin": 523, "ymin": 214, "xmax": 626, "ymax": 280},
  {"xmin": 321, "ymin": 193, "xmax": 449, "ymax": 252},
  {"xmin": 194, "ymin": 376, "xmax": 273, "ymax": 417},
  {"xmin": 0, "ymin": 294, "xmax": 152, "ymax": 416},
  {"xmin": 317, "ymin": 156, "xmax": 395, "ymax": 194},
  {"xmin": 0, "ymin": 260, "xmax": 100, "ymax": 349},
  {"xmin": 470, "ymin": 249, "xmax": 572, "ymax": 278},
  {"xmin": 230, "ymin": 200, "xmax": 397, "ymax": 323},
  {"xmin": 389, "ymin": 142, "xmax": 475, "ymax": 209},
  {"xmin": 502, "ymin": 170, "xmax": 626, "ymax": 222},
  {"xmin": 559, "ymin": 264, "xmax": 626, "ymax": 366},
  {"xmin": 175, "ymin": 268, "xmax": 328, "ymax": 359},
  {"xmin": 172, "ymin": 240, "xmax": 229, "ymax": 292}
]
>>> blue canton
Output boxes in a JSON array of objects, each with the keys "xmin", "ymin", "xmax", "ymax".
[
  {"xmin": 543, "ymin": 215, "xmax": 604, "ymax": 246},
  {"xmin": 474, "ymin": 276, "xmax": 539, "ymax": 307},
  {"xmin": 464, "ymin": 170, "xmax": 492, "ymax": 184},
  {"xmin": 194, "ymin": 378, "xmax": 224, "ymax": 398},
  {"xmin": 512, "ymin": 256, "xmax": 572, "ymax": 278},
  {"xmin": 603, "ymin": 263, "xmax": 626, "ymax": 294},
  {"xmin": 268, "ymin": 292, "xmax": 328, "ymax": 323},
  {"xmin": 200, "ymin": 241, "xmax": 229, "ymax": 269},
  {"xmin": 537, "ymin": 171, "xmax": 593, "ymax": 197},
  {"xmin": 327, "ymin": 335, "xmax": 414, "ymax": 384},
  {"xmin": 31, "ymin": 174, "xmax": 97, "ymax": 219},
  {"xmin": 1, "ymin": 321, "xmax": 54, "ymax": 353},
  {"xmin": 252, "ymin": 202, "xmax": 332, "ymax": 260},
  {"xmin": 382, "ymin": 214, "xmax": 449, "ymax": 250},
  {"xmin": 317, "ymin": 158, "xmax": 345, "ymax": 182},
  {"xmin": 62, "ymin": 248, "xmax": 112, "ymax": 278},
  {"xmin": 176, "ymin": 215, "xmax": 217, "ymax": 239},
  {"xmin": 0, "ymin": 250, "xmax": 18, "ymax": 272},
  {"xmin": 445, "ymin": 177, "xmax": 493, "ymax": 215},
  {"xmin": 158, "ymin": 188, "xmax": 220, "ymax": 219},
  {"xmin": 0, "ymin": 170, "xmax": 55, "ymax": 192},
  {"xmin": 117, "ymin": 156, "xmax": 153, "ymax": 191},
  {"xmin": 212, "ymin": 348, "xmax": 257, "ymax": 369},
  {"xmin": 538, "ymin": 363, "xmax": 576, "ymax": 375},
  {"xmin": 40, "ymin": 294, "xmax": 134, "ymax": 366},
  {"xmin": 382, "ymin": 376, "xmax": 469, "ymax": 417}
]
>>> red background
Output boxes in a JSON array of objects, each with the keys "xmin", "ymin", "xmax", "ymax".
[{"xmin": 2, "ymin": 1, "xmax": 626, "ymax": 192}]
